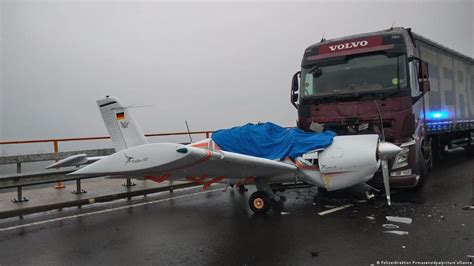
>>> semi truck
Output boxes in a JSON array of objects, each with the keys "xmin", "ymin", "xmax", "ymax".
[{"xmin": 290, "ymin": 27, "xmax": 474, "ymax": 189}]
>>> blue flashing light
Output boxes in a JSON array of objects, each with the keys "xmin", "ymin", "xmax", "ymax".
[{"xmin": 426, "ymin": 110, "xmax": 449, "ymax": 120}]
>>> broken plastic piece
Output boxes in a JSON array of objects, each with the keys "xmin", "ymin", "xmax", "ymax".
[
  {"xmin": 366, "ymin": 216, "xmax": 375, "ymax": 220},
  {"xmin": 383, "ymin": 230, "xmax": 409, "ymax": 236},
  {"xmin": 382, "ymin": 224, "xmax": 400, "ymax": 229},
  {"xmin": 318, "ymin": 204, "xmax": 353, "ymax": 216},
  {"xmin": 386, "ymin": 216, "xmax": 412, "ymax": 224},
  {"xmin": 365, "ymin": 191, "xmax": 375, "ymax": 200},
  {"xmin": 280, "ymin": 211, "xmax": 291, "ymax": 215}
]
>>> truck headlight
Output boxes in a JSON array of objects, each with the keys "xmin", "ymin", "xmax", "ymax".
[
  {"xmin": 390, "ymin": 169, "xmax": 412, "ymax": 176},
  {"xmin": 392, "ymin": 147, "xmax": 409, "ymax": 169}
]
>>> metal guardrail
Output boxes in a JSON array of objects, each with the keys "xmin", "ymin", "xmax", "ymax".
[
  {"xmin": 0, "ymin": 182, "xmax": 201, "ymax": 219},
  {"xmin": 0, "ymin": 148, "xmax": 115, "ymax": 165},
  {"xmin": 0, "ymin": 129, "xmax": 213, "ymax": 204},
  {"xmin": 0, "ymin": 130, "xmax": 212, "ymax": 146},
  {"xmin": 0, "ymin": 169, "xmax": 76, "ymax": 188},
  {"xmin": 0, "ymin": 149, "xmax": 115, "ymax": 202}
]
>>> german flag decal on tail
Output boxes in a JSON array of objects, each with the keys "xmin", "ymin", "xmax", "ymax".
[{"xmin": 116, "ymin": 112, "xmax": 125, "ymax": 121}]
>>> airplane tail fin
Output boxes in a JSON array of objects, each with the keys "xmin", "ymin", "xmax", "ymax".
[{"xmin": 96, "ymin": 96, "xmax": 149, "ymax": 151}]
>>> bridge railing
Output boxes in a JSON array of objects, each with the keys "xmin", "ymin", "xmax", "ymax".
[{"xmin": 0, "ymin": 130, "xmax": 213, "ymax": 203}]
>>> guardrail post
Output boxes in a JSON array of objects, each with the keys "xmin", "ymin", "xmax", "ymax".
[
  {"xmin": 122, "ymin": 178, "xmax": 136, "ymax": 187},
  {"xmin": 71, "ymin": 179, "xmax": 87, "ymax": 194},
  {"xmin": 205, "ymin": 132, "xmax": 210, "ymax": 138},
  {"xmin": 16, "ymin": 162, "xmax": 21, "ymax": 174},
  {"xmin": 53, "ymin": 140, "xmax": 65, "ymax": 189},
  {"xmin": 12, "ymin": 163, "xmax": 29, "ymax": 203}
]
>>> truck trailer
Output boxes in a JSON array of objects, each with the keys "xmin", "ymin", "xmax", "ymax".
[{"xmin": 291, "ymin": 27, "xmax": 474, "ymax": 189}]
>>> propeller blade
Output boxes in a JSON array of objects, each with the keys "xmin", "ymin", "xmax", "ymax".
[
  {"xmin": 377, "ymin": 141, "xmax": 400, "ymax": 206},
  {"xmin": 381, "ymin": 159, "xmax": 391, "ymax": 206}
]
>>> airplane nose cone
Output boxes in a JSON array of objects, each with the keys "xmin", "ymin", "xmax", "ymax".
[{"xmin": 378, "ymin": 142, "xmax": 402, "ymax": 160}]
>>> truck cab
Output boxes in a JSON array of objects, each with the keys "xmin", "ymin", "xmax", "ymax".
[{"xmin": 291, "ymin": 27, "xmax": 432, "ymax": 188}]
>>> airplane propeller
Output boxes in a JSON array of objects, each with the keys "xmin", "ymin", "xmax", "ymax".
[
  {"xmin": 377, "ymin": 142, "xmax": 402, "ymax": 206},
  {"xmin": 373, "ymin": 100, "xmax": 402, "ymax": 206}
]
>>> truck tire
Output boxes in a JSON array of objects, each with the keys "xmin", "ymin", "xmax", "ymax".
[
  {"xmin": 432, "ymin": 136, "xmax": 445, "ymax": 164},
  {"xmin": 465, "ymin": 133, "xmax": 474, "ymax": 156},
  {"xmin": 412, "ymin": 152, "xmax": 427, "ymax": 191},
  {"xmin": 422, "ymin": 138, "xmax": 433, "ymax": 171}
]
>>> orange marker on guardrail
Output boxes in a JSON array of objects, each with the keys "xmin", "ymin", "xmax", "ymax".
[{"xmin": 53, "ymin": 140, "xmax": 65, "ymax": 189}]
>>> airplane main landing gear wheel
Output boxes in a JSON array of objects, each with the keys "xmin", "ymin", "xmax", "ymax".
[{"xmin": 249, "ymin": 191, "xmax": 271, "ymax": 214}]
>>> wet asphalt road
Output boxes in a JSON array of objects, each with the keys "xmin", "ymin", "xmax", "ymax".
[{"xmin": 0, "ymin": 149, "xmax": 473, "ymax": 265}]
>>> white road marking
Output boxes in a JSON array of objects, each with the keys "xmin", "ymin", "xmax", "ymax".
[
  {"xmin": 0, "ymin": 188, "xmax": 222, "ymax": 232},
  {"xmin": 318, "ymin": 204, "xmax": 353, "ymax": 216}
]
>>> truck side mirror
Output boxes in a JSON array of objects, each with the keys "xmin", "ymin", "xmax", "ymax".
[
  {"xmin": 418, "ymin": 60, "xmax": 430, "ymax": 93},
  {"xmin": 291, "ymin": 71, "xmax": 300, "ymax": 108}
]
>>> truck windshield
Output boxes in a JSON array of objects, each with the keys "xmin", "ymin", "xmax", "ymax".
[{"xmin": 301, "ymin": 53, "xmax": 408, "ymax": 97}]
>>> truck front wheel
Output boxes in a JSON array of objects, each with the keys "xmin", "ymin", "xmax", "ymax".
[
  {"xmin": 412, "ymin": 151, "xmax": 428, "ymax": 191},
  {"xmin": 432, "ymin": 136, "xmax": 445, "ymax": 164},
  {"xmin": 465, "ymin": 133, "xmax": 474, "ymax": 156}
]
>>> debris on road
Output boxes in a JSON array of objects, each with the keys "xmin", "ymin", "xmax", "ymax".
[
  {"xmin": 462, "ymin": 206, "xmax": 474, "ymax": 210},
  {"xmin": 280, "ymin": 211, "xmax": 291, "ymax": 215},
  {"xmin": 318, "ymin": 204, "xmax": 353, "ymax": 216},
  {"xmin": 382, "ymin": 224, "xmax": 400, "ymax": 229},
  {"xmin": 390, "ymin": 202, "xmax": 412, "ymax": 206},
  {"xmin": 365, "ymin": 192, "xmax": 375, "ymax": 200},
  {"xmin": 386, "ymin": 216, "xmax": 412, "ymax": 224},
  {"xmin": 311, "ymin": 251, "xmax": 319, "ymax": 258},
  {"xmin": 383, "ymin": 230, "xmax": 409, "ymax": 236},
  {"xmin": 366, "ymin": 215, "xmax": 375, "ymax": 220}
]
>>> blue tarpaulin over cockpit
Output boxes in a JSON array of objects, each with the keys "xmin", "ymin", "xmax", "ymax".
[{"xmin": 211, "ymin": 122, "xmax": 336, "ymax": 160}]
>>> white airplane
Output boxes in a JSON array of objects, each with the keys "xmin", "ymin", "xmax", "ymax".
[{"xmin": 48, "ymin": 96, "xmax": 401, "ymax": 214}]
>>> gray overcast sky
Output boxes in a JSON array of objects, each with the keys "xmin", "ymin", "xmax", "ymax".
[{"xmin": 0, "ymin": 0, "xmax": 473, "ymax": 148}]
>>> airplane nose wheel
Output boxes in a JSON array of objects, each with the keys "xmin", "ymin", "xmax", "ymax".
[{"xmin": 249, "ymin": 191, "xmax": 271, "ymax": 214}]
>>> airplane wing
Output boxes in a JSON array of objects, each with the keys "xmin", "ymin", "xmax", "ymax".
[
  {"xmin": 68, "ymin": 143, "xmax": 297, "ymax": 180},
  {"xmin": 46, "ymin": 154, "xmax": 105, "ymax": 169},
  {"xmin": 52, "ymin": 96, "xmax": 298, "ymax": 185}
]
